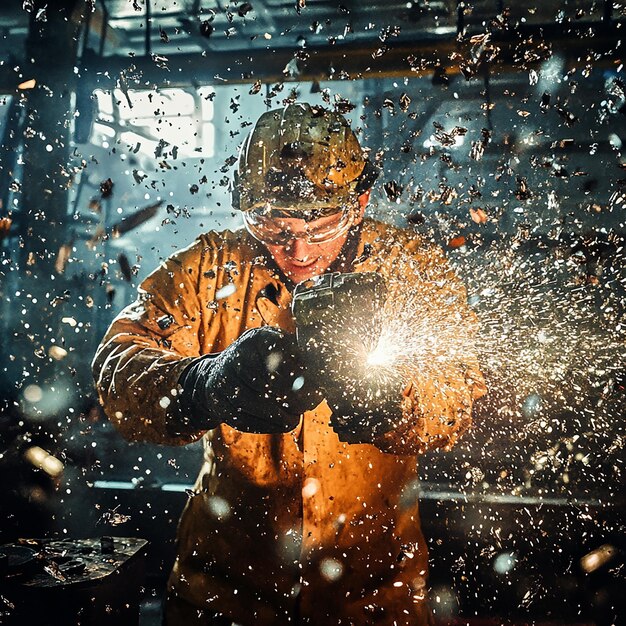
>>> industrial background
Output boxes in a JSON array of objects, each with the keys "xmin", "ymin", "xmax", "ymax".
[{"xmin": 0, "ymin": 0, "xmax": 624, "ymax": 624}]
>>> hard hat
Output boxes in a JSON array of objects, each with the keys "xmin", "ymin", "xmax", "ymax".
[{"xmin": 234, "ymin": 102, "xmax": 378, "ymax": 212}]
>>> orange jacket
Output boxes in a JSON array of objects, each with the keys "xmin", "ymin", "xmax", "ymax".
[{"xmin": 92, "ymin": 218, "xmax": 485, "ymax": 625}]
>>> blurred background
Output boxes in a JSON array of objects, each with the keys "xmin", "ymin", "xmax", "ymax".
[{"xmin": 0, "ymin": 1, "xmax": 624, "ymax": 624}]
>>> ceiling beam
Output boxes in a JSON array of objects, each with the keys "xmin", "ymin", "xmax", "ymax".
[{"xmin": 0, "ymin": 20, "xmax": 623, "ymax": 93}]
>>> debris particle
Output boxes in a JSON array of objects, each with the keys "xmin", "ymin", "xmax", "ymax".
[
  {"xmin": 151, "ymin": 54, "xmax": 170, "ymax": 70},
  {"xmin": 97, "ymin": 506, "xmax": 131, "ymax": 527},
  {"xmin": 333, "ymin": 96, "xmax": 355, "ymax": 114},
  {"xmin": 0, "ymin": 216, "xmax": 12, "ymax": 242},
  {"xmin": 469, "ymin": 208, "xmax": 488, "ymax": 224},
  {"xmin": 99, "ymin": 178, "xmax": 114, "ymax": 198},
  {"xmin": 157, "ymin": 314, "xmax": 174, "ymax": 330},
  {"xmin": 515, "ymin": 176, "xmax": 532, "ymax": 201},
  {"xmin": 216, "ymin": 284, "xmax": 236, "ymax": 300},
  {"xmin": 238, "ymin": 3, "xmax": 253, "ymax": 17},
  {"xmin": 448, "ymin": 235, "xmax": 467, "ymax": 249},
  {"xmin": 48, "ymin": 346, "xmax": 68, "ymax": 361},
  {"xmin": 18, "ymin": 78, "xmax": 36, "ymax": 90},
  {"xmin": 383, "ymin": 181, "xmax": 403, "ymax": 202},
  {"xmin": 118, "ymin": 253, "xmax": 132, "ymax": 282}
]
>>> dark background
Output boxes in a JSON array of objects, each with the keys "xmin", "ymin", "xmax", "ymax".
[{"xmin": 0, "ymin": 1, "xmax": 624, "ymax": 624}]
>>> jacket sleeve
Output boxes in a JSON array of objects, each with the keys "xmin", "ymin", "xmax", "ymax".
[
  {"xmin": 92, "ymin": 237, "xmax": 213, "ymax": 446},
  {"xmin": 373, "ymin": 239, "xmax": 487, "ymax": 456}
]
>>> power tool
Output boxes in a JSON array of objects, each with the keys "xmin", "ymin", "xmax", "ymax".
[
  {"xmin": 292, "ymin": 272, "xmax": 404, "ymax": 442},
  {"xmin": 292, "ymin": 271, "xmax": 387, "ymax": 370}
]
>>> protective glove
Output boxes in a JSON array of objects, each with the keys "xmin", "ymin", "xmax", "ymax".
[
  {"xmin": 323, "ymin": 369, "xmax": 406, "ymax": 445},
  {"xmin": 170, "ymin": 327, "xmax": 321, "ymax": 435}
]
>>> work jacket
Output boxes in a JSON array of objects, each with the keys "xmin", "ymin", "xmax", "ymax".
[{"xmin": 92, "ymin": 218, "xmax": 486, "ymax": 625}]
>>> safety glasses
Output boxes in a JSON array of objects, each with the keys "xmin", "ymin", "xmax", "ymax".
[{"xmin": 243, "ymin": 203, "xmax": 359, "ymax": 246}]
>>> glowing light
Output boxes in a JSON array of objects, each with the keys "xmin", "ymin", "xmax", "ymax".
[
  {"xmin": 207, "ymin": 495, "xmax": 231, "ymax": 521},
  {"xmin": 493, "ymin": 551, "xmax": 518, "ymax": 574},
  {"xmin": 302, "ymin": 477, "xmax": 320, "ymax": 499},
  {"xmin": 580, "ymin": 545, "xmax": 615, "ymax": 573},
  {"xmin": 24, "ymin": 446, "xmax": 64, "ymax": 478},
  {"xmin": 24, "ymin": 384, "xmax": 43, "ymax": 403},
  {"xmin": 319, "ymin": 557, "xmax": 343, "ymax": 581},
  {"xmin": 336, "ymin": 235, "xmax": 624, "ymax": 456},
  {"xmin": 366, "ymin": 343, "xmax": 395, "ymax": 367}
]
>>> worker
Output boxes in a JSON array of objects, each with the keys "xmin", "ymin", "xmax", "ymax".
[{"xmin": 92, "ymin": 102, "xmax": 486, "ymax": 625}]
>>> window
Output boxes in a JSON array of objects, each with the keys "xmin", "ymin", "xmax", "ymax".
[{"xmin": 91, "ymin": 87, "xmax": 215, "ymax": 157}]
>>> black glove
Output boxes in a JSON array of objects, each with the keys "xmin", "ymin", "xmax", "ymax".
[
  {"xmin": 298, "ymin": 323, "xmax": 405, "ymax": 445},
  {"xmin": 170, "ymin": 327, "xmax": 320, "ymax": 435},
  {"xmin": 323, "ymin": 369, "xmax": 405, "ymax": 444}
]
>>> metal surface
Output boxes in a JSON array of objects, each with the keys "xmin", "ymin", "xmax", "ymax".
[{"xmin": 1, "ymin": 537, "xmax": 148, "ymax": 625}]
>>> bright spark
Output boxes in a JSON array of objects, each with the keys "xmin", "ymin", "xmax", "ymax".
[
  {"xmin": 357, "ymin": 286, "xmax": 475, "ymax": 389},
  {"xmin": 351, "ymin": 237, "xmax": 624, "ymax": 442},
  {"xmin": 366, "ymin": 343, "xmax": 395, "ymax": 367}
]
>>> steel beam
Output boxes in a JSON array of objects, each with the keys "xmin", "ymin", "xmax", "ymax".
[
  {"xmin": 77, "ymin": 20, "xmax": 626, "ymax": 89},
  {"xmin": 0, "ymin": 20, "xmax": 624, "ymax": 93}
]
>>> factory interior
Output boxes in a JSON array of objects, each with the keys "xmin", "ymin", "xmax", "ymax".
[{"xmin": 0, "ymin": 1, "xmax": 624, "ymax": 624}]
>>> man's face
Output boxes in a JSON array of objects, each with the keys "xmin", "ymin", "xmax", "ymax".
[
  {"xmin": 262, "ymin": 194, "xmax": 368, "ymax": 285},
  {"xmin": 265, "ymin": 220, "xmax": 350, "ymax": 284}
]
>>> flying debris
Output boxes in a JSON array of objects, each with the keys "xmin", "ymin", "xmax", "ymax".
[
  {"xmin": 151, "ymin": 54, "xmax": 170, "ymax": 71},
  {"xmin": 432, "ymin": 122, "xmax": 467, "ymax": 147},
  {"xmin": 200, "ymin": 20, "xmax": 214, "ymax": 37},
  {"xmin": 469, "ymin": 207, "xmax": 488, "ymax": 224},
  {"xmin": 117, "ymin": 253, "xmax": 133, "ymax": 282},
  {"xmin": 111, "ymin": 201, "xmax": 163, "ymax": 237},
  {"xmin": 0, "ymin": 216, "xmax": 12, "ymax": 242},
  {"xmin": 333, "ymin": 96, "xmax": 355, "ymax": 114},
  {"xmin": 99, "ymin": 178, "xmax": 114, "ymax": 198},
  {"xmin": 18, "ymin": 78, "xmax": 36, "ymax": 90},
  {"xmin": 515, "ymin": 176, "xmax": 532, "ymax": 201},
  {"xmin": 469, "ymin": 129, "xmax": 491, "ymax": 161},
  {"xmin": 96, "ymin": 506, "xmax": 131, "ymax": 527},
  {"xmin": 383, "ymin": 181, "xmax": 403, "ymax": 202},
  {"xmin": 448, "ymin": 235, "xmax": 467, "ymax": 249},
  {"xmin": 238, "ymin": 3, "xmax": 254, "ymax": 17}
]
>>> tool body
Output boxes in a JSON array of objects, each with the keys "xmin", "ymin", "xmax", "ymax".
[
  {"xmin": 292, "ymin": 272, "xmax": 404, "ymax": 442},
  {"xmin": 292, "ymin": 271, "xmax": 387, "ymax": 373}
]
